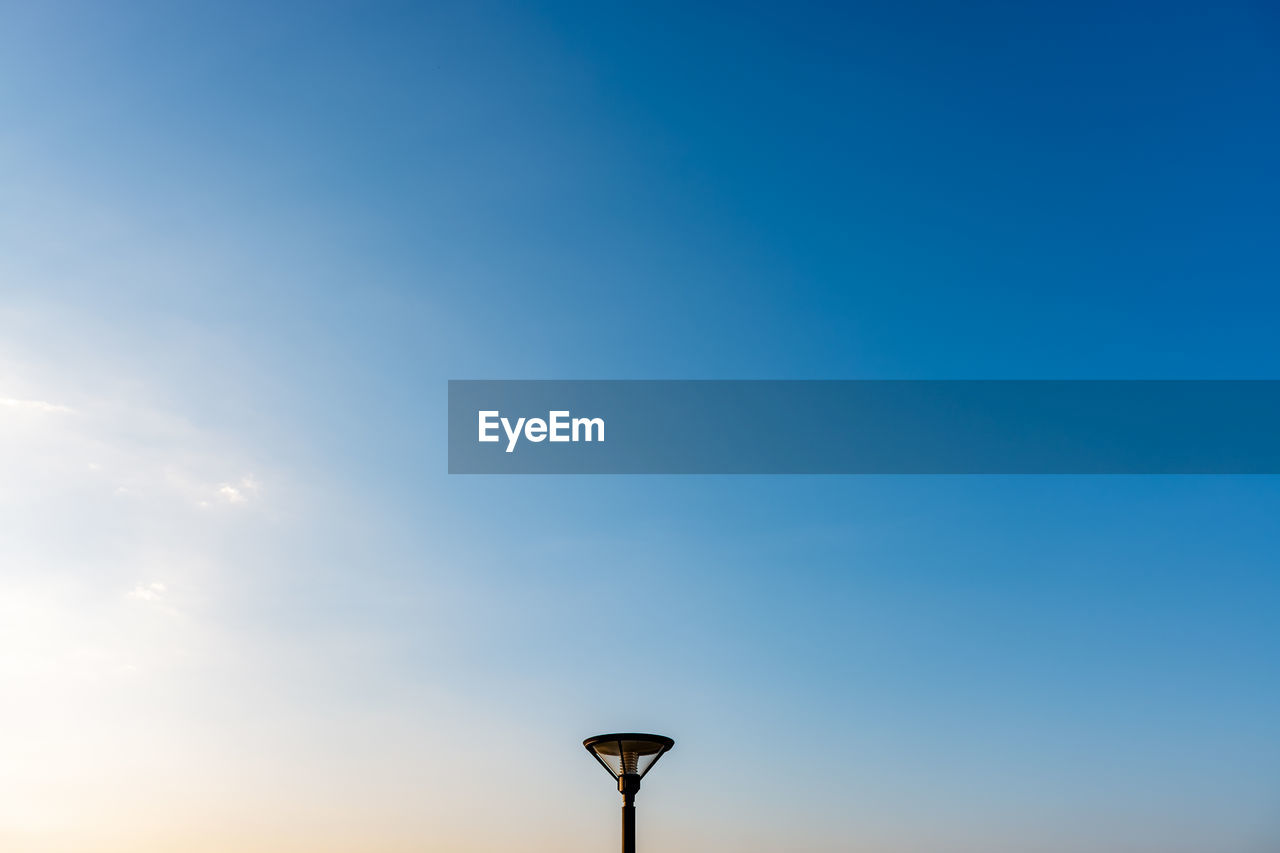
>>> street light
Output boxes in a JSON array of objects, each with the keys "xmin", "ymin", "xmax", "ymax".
[{"xmin": 583, "ymin": 733, "xmax": 675, "ymax": 853}]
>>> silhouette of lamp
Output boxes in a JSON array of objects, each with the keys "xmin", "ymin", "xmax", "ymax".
[{"xmin": 583, "ymin": 733, "xmax": 675, "ymax": 853}]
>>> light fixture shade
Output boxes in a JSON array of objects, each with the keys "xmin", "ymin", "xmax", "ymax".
[{"xmin": 584, "ymin": 733, "xmax": 674, "ymax": 780}]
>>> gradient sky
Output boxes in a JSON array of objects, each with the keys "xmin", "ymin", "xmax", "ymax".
[{"xmin": 2, "ymin": 2, "xmax": 1279, "ymax": 852}]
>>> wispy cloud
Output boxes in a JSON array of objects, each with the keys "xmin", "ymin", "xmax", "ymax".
[
  {"xmin": 126, "ymin": 582, "xmax": 167, "ymax": 603},
  {"xmin": 0, "ymin": 396, "xmax": 75, "ymax": 414},
  {"xmin": 0, "ymin": 353, "xmax": 273, "ymax": 682},
  {"xmin": 213, "ymin": 475, "xmax": 260, "ymax": 506},
  {"xmin": 1, "ymin": 362, "xmax": 269, "ymax": 513}
]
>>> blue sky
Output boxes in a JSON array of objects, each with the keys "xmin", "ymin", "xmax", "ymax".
[{"xmin": 2, "ymin": 2, "xmax": 1278, "ymax": 851}]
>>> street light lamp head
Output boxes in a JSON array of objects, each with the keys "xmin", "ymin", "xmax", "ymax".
[
  {"xmin": 583, "ymin": 733, "xmax": 674, "ymax": 796},
  {"xmin": 584, "ymin": 733, "xmax": 673, "ymax": 853}
]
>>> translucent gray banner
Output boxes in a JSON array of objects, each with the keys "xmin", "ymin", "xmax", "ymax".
[{"xmin": 447, "ymin": 381, "xmax": 1280, "ymax": 474}]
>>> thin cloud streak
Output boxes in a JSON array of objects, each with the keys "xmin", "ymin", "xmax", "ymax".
[{"xmin": 0, "ymin": 396, "xmax": 75, "ymax": 414}]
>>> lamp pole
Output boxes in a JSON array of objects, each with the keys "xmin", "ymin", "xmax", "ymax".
[
  {"xmin": 622, "ymin": 791, "xmax": 635, "ymax": 853},
  {"xmin": 620, "ymin": 773, "xmax": 638, "ymax": 853}
]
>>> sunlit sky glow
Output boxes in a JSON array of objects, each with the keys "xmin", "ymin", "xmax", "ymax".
[{"xmin": 2, "ymin": 2, "xmax": 1279, "ymax": 851}]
